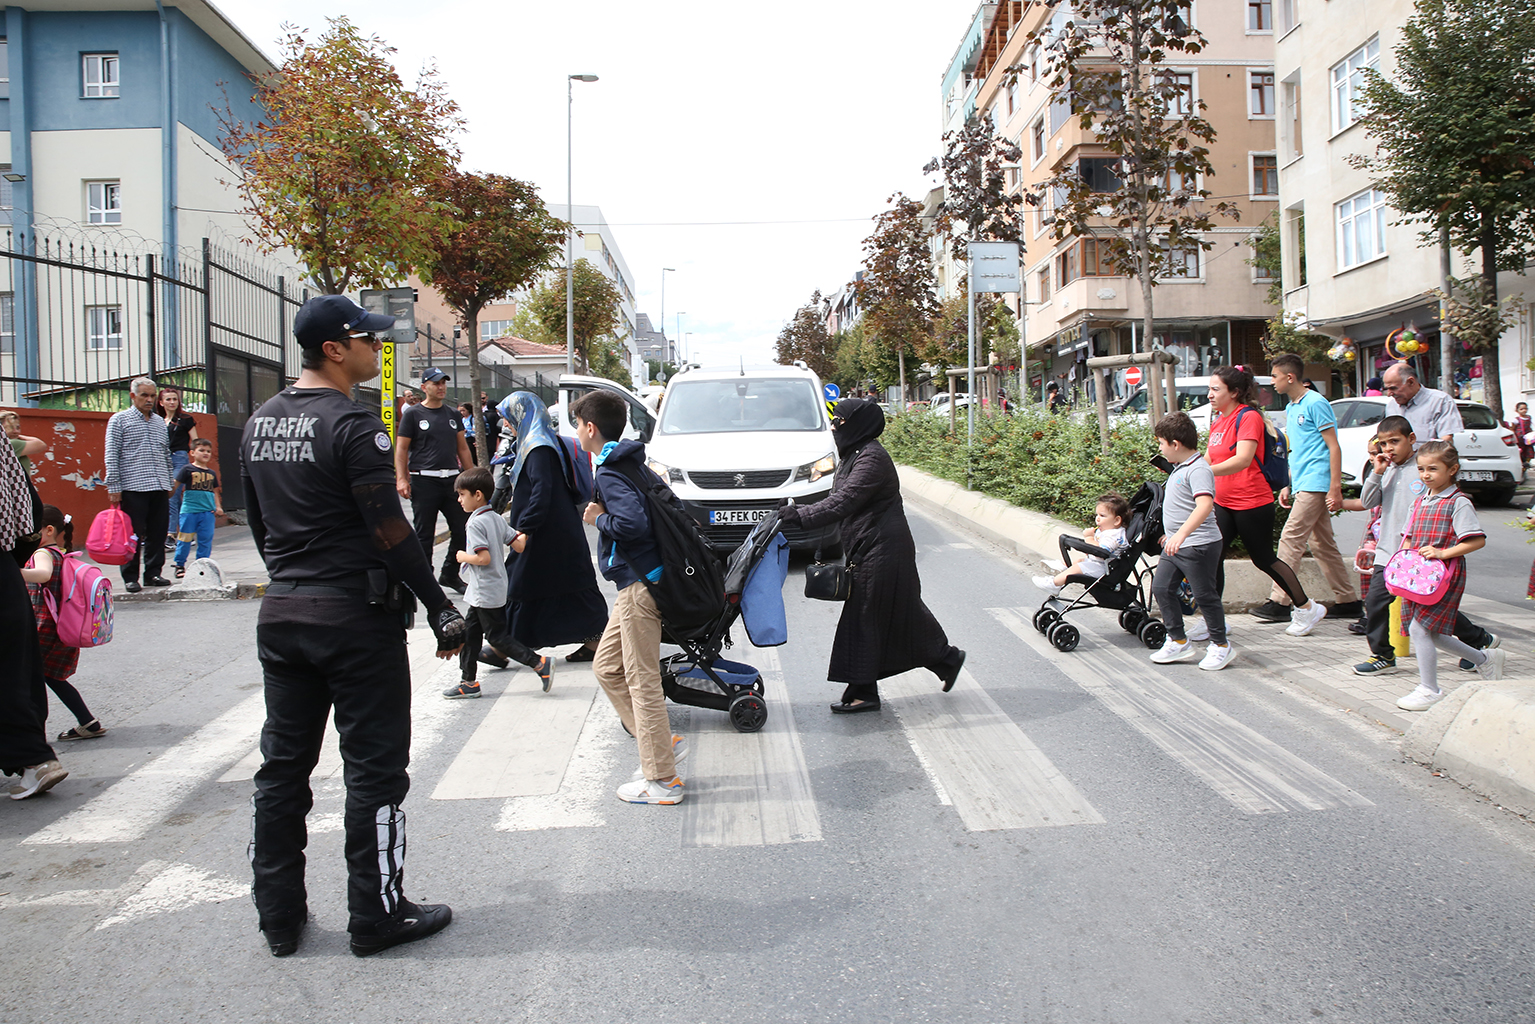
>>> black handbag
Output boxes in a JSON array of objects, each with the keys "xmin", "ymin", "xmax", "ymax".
[{"xmin": 804, "ymin": 547, "xmax": 853, "ymax": 601}]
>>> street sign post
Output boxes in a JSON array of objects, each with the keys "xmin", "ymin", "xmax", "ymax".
[
  {"xmin": 380, "ymin": 341, "xmax": 396, "ymax": 440},
  {"xmin": 360, "ymin": 287, "xmax": 416, "ymax": 441},
  {"xmin": 965, "ymin": 242, "xmax": 1021, "ymax": 490},
  {"xmin": 1125, "ymin": 366, "xmax": 1143, "ymax": 388}
]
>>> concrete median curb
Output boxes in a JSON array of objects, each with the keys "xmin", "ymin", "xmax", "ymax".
[
  {"xmin": 1402, "ymin": 680, "xmax": 1535, "ymax": 818},
  {"xmin": 896, "ymin": 464, "xmax": 1341, "ymax": 612}
]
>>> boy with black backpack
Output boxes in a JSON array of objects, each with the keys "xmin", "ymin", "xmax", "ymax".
[{"xmin": 573, "ymin": 390, "xmax": 688, "ymax": 805}]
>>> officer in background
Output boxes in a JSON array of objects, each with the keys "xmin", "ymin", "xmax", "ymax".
[
  {"xmin": 242, "ymin": 294, "xmax": 466, "ymax": 959},
  {"xmin": 395, "ymin": 367, "xmax": 473, "ymax": 594}
]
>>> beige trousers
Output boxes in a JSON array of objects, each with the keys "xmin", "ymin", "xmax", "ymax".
[
  {"xmin": 1269, "ymin": 490, "xmax": 1358, "ymax": 606},
  {"xmin": 592, "ymin": 582, "xmax": 676, "ymax": 781}
]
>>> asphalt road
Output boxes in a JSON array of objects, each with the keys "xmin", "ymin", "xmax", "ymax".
[{"xmin": 3, "ymin": 511, "xmax": 1534, "ymax": 1024}]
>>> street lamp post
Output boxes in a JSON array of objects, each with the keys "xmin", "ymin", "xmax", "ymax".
[
  {"xmin": 660, "ymin": 267, "xmax": 676, "ymax": 364},
  {"xmin": 566, "ymin": 73, "xmax": 599, "ymax": 376},
  {"xmin": 676, "ymin": 312, "xmax": 686, "ymax": 363}
]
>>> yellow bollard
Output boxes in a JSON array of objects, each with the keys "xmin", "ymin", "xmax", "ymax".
[{"xmin": 1389, "ymin": 596, "xmax": 1411, "ymax": 658}]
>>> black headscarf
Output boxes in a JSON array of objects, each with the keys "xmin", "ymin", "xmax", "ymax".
[{"xmin": 832, "ymin": 398, "xmax": 884, "ymax": 456}]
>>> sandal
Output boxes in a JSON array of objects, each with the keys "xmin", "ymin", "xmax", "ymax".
[
  {"xmin": 58, "ymin": 720, "xmax": 106, "ymax": 741},
  {"xmin": 175, "ymin": 564, "xmax": 186, "ymax": 579}
]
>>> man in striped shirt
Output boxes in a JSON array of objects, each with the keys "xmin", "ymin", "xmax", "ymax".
[{"xmin": 105, "ymin": 376, "xmax": 173, "ymax": 592}]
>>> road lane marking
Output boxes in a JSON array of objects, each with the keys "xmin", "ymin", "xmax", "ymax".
[
  {"xmin": 431, "ymin": 667, "xmax": 600, "ymax": 800},
  {"xmin": 988, "ymin": 606, "xmax": 1374, "ymax": 815},
  {"xmin": 495, "ymin": 695, "xmax": 624, "ymax": 832},
  {"xmin": 881, "ymin": 668, "xmax": 1106, "ymax": 831},
  {"xmin": 23, "ymin": 693, "xmax": 268, "ymax": 845},
  {"xmin": 680, "ymin": 647, "xmax": 823, "ymax": 847}
]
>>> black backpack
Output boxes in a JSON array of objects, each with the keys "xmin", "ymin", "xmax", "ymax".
[
  {"xmin": 1234, "ymin": 406, "xmax": 1290, "ymax": 492},
  {"xmin": 606, "ymin": 461, "xmax": 726, "ymax": 637}
]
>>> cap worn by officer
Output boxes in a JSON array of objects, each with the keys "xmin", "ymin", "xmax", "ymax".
[
  {"xmin": 421, "ymin": 368, "xmax": 450, "ymax": 383},
  {"xmin": 293, "ymin": 294, "xmax": 396, "ymax": 348}
]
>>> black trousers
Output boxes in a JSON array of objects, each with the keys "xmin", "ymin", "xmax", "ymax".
[
  {"xmin": 1363, "ymin": 566, "xmax": 1490, "ymax": 659},
  {"xmin": 0, "ymin": 554, "xmax": 55, "ymax": 771},
  {"xmin": 410, "ymin": 475, "xmax": 467, "ymax": 581},
  {"xmin": 251, "ymin": 595, "xmax": 412, "ymax": 933},
  {"xmin": 460, "ymin": 604, "xmax": 540, "ymax": 683},
  {"xmin": 840, "ymin": 646, "xmax": 962, "ymax": 704},
  {"xmin": 119, "ymin": 489, "xmax": 168, "ymax": 583}
]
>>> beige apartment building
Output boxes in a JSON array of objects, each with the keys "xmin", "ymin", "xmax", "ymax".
[
  {"xmin": 952, "ymin": 0, "xmax": 1280, "ymax": 399},
  {"xmin": 1275, "ymin": 0, "xmax": 1535, "ymax": 407}
]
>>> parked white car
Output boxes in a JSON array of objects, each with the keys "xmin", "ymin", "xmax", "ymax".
[
  {"xmin": 644, "ymin": 363, "xmax": 841, "ymax": 552},
  {"xmin": 1333, "ymin": 396, "xmax": 1522, "ymax": 504},
  {"xmin": 1113, "ymin": 375, "xmax": 1285, "ymax": 432},
  {"xmin": 928, "ymin": 392, "xmax": 971, "ymax": 417}
]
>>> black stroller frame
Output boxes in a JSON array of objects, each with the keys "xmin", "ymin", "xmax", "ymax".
[
  {"xmin": 1032, "ymin": 481, "xmax": 1172, "ymax": 654},
  {"xmin": 655, "ymin": 511, "xmax": 785, "ymax": 733}
]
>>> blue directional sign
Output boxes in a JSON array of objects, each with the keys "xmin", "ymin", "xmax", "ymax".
[{"xmin": 823, "ymin": 382, "xmax": 840, "ymax": 401}]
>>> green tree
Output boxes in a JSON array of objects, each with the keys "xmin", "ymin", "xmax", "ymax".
[
  {"xmin": 1027, "ymin": 0, "xmax": 1238, "ymax": 351},
  {"xmin": 856, "ymin": 194, "xmax": 938, "ymax": 406},
  {"xmin": 217, "ymin": 17, "xmax": 463, "ymax": 293},
  {"xmin": 419, "ymin": 169, "xmax": 566, "ymax": 445},
  {"xmin": 586, "ymin": 338, "xmax": 634, "ymax": 387},
  {"xmin": 925, "ymin": 117, "xmax": 1027, "ymax": 245},
  {"xmin": 774, "ymin": 291, "xmax": 839, "ymax": 381},
  {"xmin": 644, "ymin": 359, "xmax": 679, "ymax": 385},
  {"xmin": 1354, "ymin": 0, "xmax": 1535, "ymax": 418},
  {"xmin": 521, "ymin": 258, "xmax": 625, "ymax": 373}
]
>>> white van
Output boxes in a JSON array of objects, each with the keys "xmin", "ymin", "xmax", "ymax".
[{"xmin": 645, "ymin": 363, "xmax": 840, "ymax": 552}]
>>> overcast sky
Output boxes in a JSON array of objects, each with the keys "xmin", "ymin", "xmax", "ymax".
[{"xmin": 211, "ymin": 0, "xmax": 981, "ymax": 367}]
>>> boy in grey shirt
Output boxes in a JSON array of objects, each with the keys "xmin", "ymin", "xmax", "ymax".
[
  {"xmin": 444, "ymin": 468, "xmax": 552, "ymax": 698},
  {"xmin": 1151, "ymin": 412, "xmax": 1234, "ymax": 670}
]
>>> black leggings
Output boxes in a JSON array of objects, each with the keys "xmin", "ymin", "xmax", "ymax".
[
  {"xmin": 45, "ymin": 677, "xmax": 95, "ymax": 725},
  {"xmin": 1214, "ymin": 503, "xmax": 1308, "ymax": 607}
]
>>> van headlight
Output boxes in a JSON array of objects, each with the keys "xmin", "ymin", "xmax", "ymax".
[
  {"xmin": 647, "ymin": 458, "xmax": 682, "ymax": 484},
  {"xmin": 796, "ymin": 453, "xmax": 837, "ymax": 482}
]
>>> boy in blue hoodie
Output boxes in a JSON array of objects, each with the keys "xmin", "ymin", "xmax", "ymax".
[{"xmin": 572, "ymin": 390, "xmax": 686, "ymax": 805}]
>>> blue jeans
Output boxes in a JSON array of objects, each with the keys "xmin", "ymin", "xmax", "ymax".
[
  {"xmin": 174, "ymin": 510, "xmax": 214, "ymax": 566},
  {"xmin": 167, "ymin": 450, "xmax": 189, "ymax": 526}
]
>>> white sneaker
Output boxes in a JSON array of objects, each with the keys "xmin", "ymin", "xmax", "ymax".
[
  {"xmin": 7, "ymin": 760, "xmax": 67, "ymax": 801},
  {"xmin": 1199, "ymin": 643, "xmax": 1236, "ymax": 671},
  {"xmin": 1044, "ymin": 558, "xmax": 1067, "ymax": 572},
  {"xmin": 1032, "ymin": 575, "xmax": 1062, "ymax": 595},
  {"xmin": 616, "ymin": 775, "xmax": 685, "ymax": 805},
  {"xmin": 1396, "ymin": 686, "xmax": 1446, "ymax": 712},
  {"xmin": 1476, "ymin": 648, "xmax": 1507, "ymax": 682},
  {"xmin": 630, "ymin": 734, "xmax": 690, "ymax": 780},
  {"xmin": 1150, "ymin": 639, "xmax": 1199, "ymax": 664},
  {"xmin": 1285, "ymin": 600, "xmax": 1329, "ymax": 637},
  {"xmin": 1185, "ymin": 619, "xmax": 1210, "ymax": 642}
]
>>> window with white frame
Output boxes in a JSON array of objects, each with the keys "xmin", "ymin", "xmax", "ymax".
[
  {"xmin": 1031, "ymin": 116, "xmax": 1046, "ymax": 162},
  {"xmin": 87, "ymin": 305, "xmax": 123, "ymax": 350},
  {"xmin": 1248, "ymin": 0, "xmax": 1272, "ymax": 31},
  {"xmin": 1250, "ymin": 72, "xmax": 1275, "ymax": 117},
  {"xmin": 1252, "ymin": 154, "xmax": 1278, "ymax": 195},
  {"xmin": 0, "ymin": 40, "xmax": 10, "ymax": 99},
  {"xmin": 1162, "ymin": 71, "xmax": 1194, "ymax": 116},
  {"xmin": 1336, "ymin": 189, "xmax": 1387, "ymax": 269},
  {"xmin": 1278, "ymin": 0, "xmax": 1296, "ymax": 33},
  {"xmin": 0, "ymin": 168, "xmax": 12, "ymax": 210},
  {"xmin": 86, "ymin": 181, "xmax": 121, "ymax": 224},
  {"xmin": 1159, "ymin": 241, "xmax": 1201, "ymax": 279},
  {"xmin": 0, "ymin": 293, "xmax": 13, "ymax": 354},
  {"xmin": 1331, "ymin": 38, "xmax": 1379, "ymax": 134},
  {"xmin": 83, "ymin": 53, "xmax": 119, "ymax": 98},
  {"xmin": 479, "ymin": 319, "xmax": 515, "ymax": 341},
  {"xmin": 1007, "ymin": 79, "xmax": 1018, "ymax": 118},
  {"xmin": 1037, "ymin": 265, "xmax": 1051, "ymax": 302},
  {"xmin": 1281, "ymin": 73, "xmax": 1304, "ymax": 159}
]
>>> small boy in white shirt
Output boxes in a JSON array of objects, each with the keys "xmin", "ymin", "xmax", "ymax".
[
  {"xmin": 442, "ymin": 467, "xmax": 552, "ymax": 699},
  {"xmin": 1034, "ymin": 492, "xmax": 1131, "ymax": 593}
]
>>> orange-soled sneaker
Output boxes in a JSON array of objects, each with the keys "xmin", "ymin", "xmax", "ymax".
[{"xmin": 616, "ymin": 775, "xmax": 685, "ymax": 805}]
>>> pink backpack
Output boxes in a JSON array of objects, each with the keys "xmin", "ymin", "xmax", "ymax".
[
  {"xmin": 41, "ymin": 550, "xmax": 115, "ymax": 647},
  {"xmin": 1382, "ymin": 548, "xmax": 1453, "ymax": 604},
  {"xmin": 86, "ymin": 506, "xmax": 138, "ymax": 565}
]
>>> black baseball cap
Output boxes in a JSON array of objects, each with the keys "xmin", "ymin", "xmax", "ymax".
[
  {"xmin": 421, "ymin": 368, "xmax": 450, "ymax": 383},
  {"xmin": 293, "ymin": 294, "xmax": 396, "ymax": 348}
]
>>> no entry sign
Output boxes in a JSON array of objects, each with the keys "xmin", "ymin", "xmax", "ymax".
[{"xmin": 1124, "ymin": 366, "xmax": 1143, "ymax": 387}]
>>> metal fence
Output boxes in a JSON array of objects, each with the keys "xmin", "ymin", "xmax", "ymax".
[{"xmin": 403, "ymin": 323, "xmax": 560, "ymax": 409}]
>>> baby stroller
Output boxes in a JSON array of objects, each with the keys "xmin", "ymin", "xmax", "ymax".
[
  {"xmin": 1032, "ymin": 481, "xmax": 1171, "ymax": 653},
  {"xmin": 657, "ymin": 510, "xmax": 787, "ymax": 733}
]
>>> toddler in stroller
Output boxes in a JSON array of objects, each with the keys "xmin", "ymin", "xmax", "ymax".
[
  {"xmin": 1031, "ymin": 481, "xmax": 1172, "ymax": 653},
  {"xmin": 1033, "ymin": 492, "xmax": 1132, "ymax": 594}
]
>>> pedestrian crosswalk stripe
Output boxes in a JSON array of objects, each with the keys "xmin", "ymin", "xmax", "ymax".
[
  {"xmin": 988, "ymin": 607, "xmax": 1374, "ymax": 815},
  {"xmin": 882, "ymin": 667, "xmax": 1107, "ymax": 831},
  {"xmin": 494, "ymin": 695, "xmax": 624, "ymax": 832},
  {"xmin": 680, "ymin": 647, "xmax": 822, "ymax": 847},
  {"xmin": 431, "ymin": 668, "xmax": 600, "ymax": 800}
]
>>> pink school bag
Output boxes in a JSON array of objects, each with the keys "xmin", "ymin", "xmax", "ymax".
[
  {"xmin": 1382, "ymin": 499, "xmax": 1454, "ymax": 605},
  {"xmin": 42, "ymin": 550, "xmax": 115, "ymax": 647},
  {"xmin": 86, "ymin": 506, "xmax": 137, "ymax": 565}
]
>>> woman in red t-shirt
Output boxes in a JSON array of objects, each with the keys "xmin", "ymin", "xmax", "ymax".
[{"xmin": 1206, "ymin": 366, "xmax": 1320, "ymax": 618}]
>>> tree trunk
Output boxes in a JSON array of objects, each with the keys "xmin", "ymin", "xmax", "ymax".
[
  {"xmin": 898, "ymin": 347, "xmax": 907, "ymax": 410},
  {"xmin": 1479, "ymin": 220, "xmax": 1503, "ymax": 420},
  {"xmin": 1130, "ymin": 16, "xmax": 1156, "ymax": 371},
  {"xmin": 464, "ymin": 309, "xmax": 487, "ymax": 463}
]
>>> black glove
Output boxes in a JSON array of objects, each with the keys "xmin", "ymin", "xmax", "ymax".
[
  {"xmin": 776, "ymin": 497, "xmax": 794, "ymax": 509},
  {"xmin": 430, "ymin": 604, "xmax": 467, "ymax": 652}
]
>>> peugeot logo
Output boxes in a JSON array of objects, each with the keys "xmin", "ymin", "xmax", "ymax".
[{"xmin": 733, "ymin": 473, "xmax": 747, "ymax": 487}]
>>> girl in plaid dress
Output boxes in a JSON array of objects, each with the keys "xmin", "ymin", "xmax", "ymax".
[
  {"xmin": 1395, "ymin": 442, "xmax": 1507, "ymax": 712},
  {"xmin": 21, "ymin": 506, "xmax": 105, "ymax": 740}
]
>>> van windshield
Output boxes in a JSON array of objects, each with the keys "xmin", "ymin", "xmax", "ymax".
[{"xmin": 658, "ymin": 378, "xmax": 825, "ymax": 434}]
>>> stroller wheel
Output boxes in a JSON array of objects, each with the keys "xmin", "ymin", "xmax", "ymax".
[
  {"xmin": 1119, "ymin": 608, "xmax": 1146, "ymax": 634},
  {"xmin": 728, "ymin": 692, "xmax": 768, "ymax": 733},
  {"xmin": 1033, "ymin": 608, "xmax": 1059, "ymax": 634},
  {"xmin": 1047, "ymin": 621, "xmax": 1080, "ymax": 653},
  {"xmin": 1138, "ymin": 620, "xmax": 1167, "ymax": 650}
]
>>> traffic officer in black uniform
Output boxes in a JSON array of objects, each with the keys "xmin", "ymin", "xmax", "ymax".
[
  {"xmin": 242, "ymin": 294, "xmax": 466, "ymax": 958},
  {"xmin": 394, "ymin": 367, "xmax": 473, "ymax": 594}
]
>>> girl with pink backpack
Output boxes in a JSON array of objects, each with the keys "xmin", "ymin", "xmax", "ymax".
[
  {"xmin": 1385, "ymin": 441, "xmax": 1507, "ymax": 711},
  {"xmin": 21, "ymin": 506, "xmax": 107, "ymax": 740}
]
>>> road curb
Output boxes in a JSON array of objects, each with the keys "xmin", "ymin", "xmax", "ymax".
[{"xmin": 1402, "ymin": 680, "xmax": 1535, "ymax": 818}]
